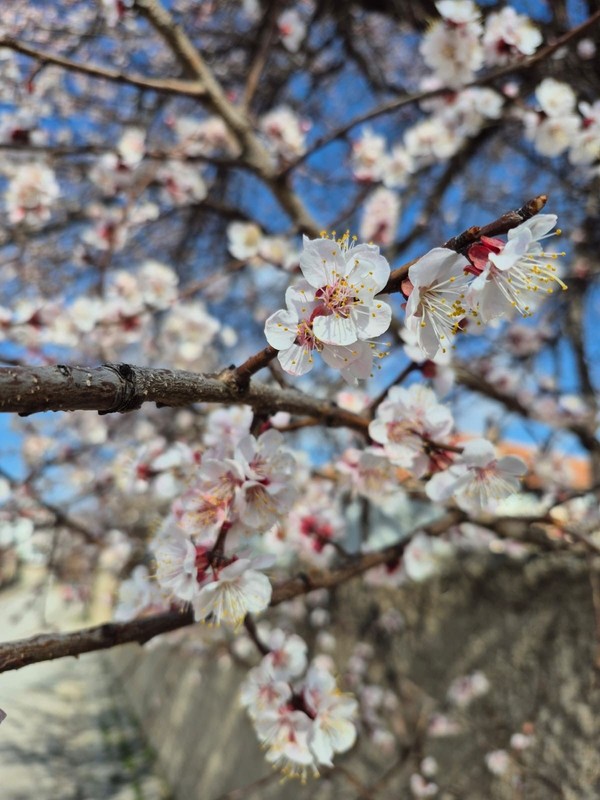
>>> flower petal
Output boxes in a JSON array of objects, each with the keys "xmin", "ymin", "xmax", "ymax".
[
  {"xmin": 313, "ymin": 312, "xmax": 357, "ymax": 345},
  {"xmin": 264, "ymin": 309, "xmax": 298, "ymax": 349},
  {"xmin": 277, "ymin": 343, "xmax": 315, "ymax": 375}
]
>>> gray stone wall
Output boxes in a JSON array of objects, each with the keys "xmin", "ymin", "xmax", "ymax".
[{"xmin": 112, "ymin": 551, "xmax": 600, "ymax": 799}]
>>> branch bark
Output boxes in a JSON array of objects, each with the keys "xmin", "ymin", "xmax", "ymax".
[
  {"xmin": 0, "ymin": 362, "xmax": 369, "ymax": 433},
  {"xmin": 0, "ymin": 510, "xmax": 464, "ymax": 674}
]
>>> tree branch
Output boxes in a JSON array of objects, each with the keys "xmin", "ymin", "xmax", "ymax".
[
  {"xmin": 0, "ymin": 510, "xmax": 463, "ymax": 674},
  {"xmin": 132, "ymin": 0, "xmax": 320, "ymax": 236},
  {"xmin": 281, "ymin": 10, "xmax": 600, "ymax": 175},
  {"xmin": 0, "ymin": 37, "xmax": 205, "ymax": 96},
  {"xmin": 0, "ymin": 362, "xmax": 369, "ymax": 433}
]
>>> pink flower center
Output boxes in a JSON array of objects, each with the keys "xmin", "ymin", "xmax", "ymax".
[
  {"xmin": 295, "ymin": 319, "xmax": 321, "ymax": 351},
  {"xmin": 315, "ymin": 280, "xmax": 356, "ymax": 317},
  {"xmin": 300, "ymin": 514, "xmax": 334, "ymax": 552}
]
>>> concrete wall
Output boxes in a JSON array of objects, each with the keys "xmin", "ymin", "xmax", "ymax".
[{"xmin": 112, "ymin": 551, "xmax": 600, "ymax": 799}]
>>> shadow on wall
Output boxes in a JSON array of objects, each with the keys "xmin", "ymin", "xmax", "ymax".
[{"xmin": 111, "ymin": 551, "xmax": 600, "ymax": 799}]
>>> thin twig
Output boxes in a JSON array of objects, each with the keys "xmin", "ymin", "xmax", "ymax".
[
  {"xmin": 0, "ymin": 511, "xmax": 464, "ymax": 674},
  {"xmin": 0, "ymin": 37, "xmax": 205, "ymax": 96}
]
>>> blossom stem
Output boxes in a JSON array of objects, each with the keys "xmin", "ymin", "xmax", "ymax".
[
  {"xmin": 210, "ymin": 522, "xmax": 231, "ymax": 563},
  {"xmin": 368, "ymin": 362, "xmax": 420, "ymax": 415},
  {"xmin": 232, "ymin": 346, "xmax": 279, "ymax": 391},
  {"xmin": 243, "ymin": 614, "xmax": 271, "ymax": 656}
]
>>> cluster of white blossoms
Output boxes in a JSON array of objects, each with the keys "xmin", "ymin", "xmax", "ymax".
[
  {"xmin": 370, "ymin": 384, "xmax": 454, "ymax": 478},
  {"xmin": 89, "ymin": 125, "xmax": 208, "ymax": 205},
  {"xmin": 241, "ymin": 633, "xmax": 357, "ymax": 780},
  {"xmin": 404, "ymin": 214, "xmax": 566, "ymax": 360},
  {"xmin": 176, "ymin": 428, "xmax": 297, "ymax": 536},
  {"xmin": 426, "ymin": 439, "xmax": 527, "ymax": 513},
  {"xmin": 259, "ymin": 105, "xmax": 308, "ymax": 162},
  {"xmin": 359, "ymin": 186, "xmax": 401, "ymax": 247},
  {"xmin": 421, "ymin": 1, "xmax": 542, "ymax": 88},
  {"xmin": 351, "ymin": 84, "xmax": 504, "ymax": 186},
  {"xmin": 265, "ymin": 233, "xmax": 392, "ymax": 383},
  {"xmin": 263, "ymin": 214, "xmax": 565, "ymax": 381},
  {"xmin": 155, "ymin": 527, "xmax": 274, "ymax": 628},
  {"xmin": 0, "ymin": 257, "xmax": 222, "ymax": 367},
  {"xmin": 522, "ymin": 78, "xmax": 600, "ymax": 170},
  {"xmin": 226, "ymin": 219, "xmax": 300, "ymax": 271},
  {"xmin": 4, "ymin": 162, "xmax": 60, "ymax": 226},
  {"xmin": 369, "ymin": 385, "xmax": 527, "ymax": 513},
  {"xmin": 145, "ymin": 427, "xmax": 297, "ymax": 627}
]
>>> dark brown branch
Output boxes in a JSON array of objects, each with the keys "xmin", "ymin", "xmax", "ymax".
[
  {"xmin": 132, "ymin": 0, "xmax": 319, "ymax": 236},
  {"xmin": 443, "ymin": 194, "xmax": 548, "ymax": 252},
  {"xmin": 0, "ymin": 608, "xmax": 195, "ymax": 674},
  {"xmin": 232, "ymin": 346, "xmax": 278, "ymax": 391},
  {"xmin": 242, "ymin": 0, "xmax": 281, "ymax": 109},
  {"xmin": 243, "ymin": 615, "xmax": 271, "ymax": 656},
  {"xmin": 270, "ymin": 509, "xmax": 465, "ymax": 605},
  {"xmin": 0, "ymin": 362, "xmax": 369, "ymax": 434}
]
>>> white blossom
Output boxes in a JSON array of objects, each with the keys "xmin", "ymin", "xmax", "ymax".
[
  {"xmin": 420, "ymin": 3, "xmax": 483, "ymax": 88},
  {"xmin": 359, "ymin": 187, "xmax": 400, "ymax": 246},
  {"xmin": 117, "ymin": 127, "xmax": 145, "ymax": 167},
  {"xmin": 404, "ymin": 532, "xmax": 453, "ymax": 582},
  {"xmin": 483, "ymin": 7, "xmax": 542, "ymax": 65},
  {"xmin": 447, "ymin": 670, "xmax": 490, "ymax": 707},
  {"xmin": 535, "ymin": 78, "xmax": 577, "ymax": 117},
  {"xmin": 466, "ymin": 214, "xmax": 567, "ymax": 322},
  {"xmin": 303, "ymin": 664, "xmax": 358, "ymax": 767},
  {"xmin": 157, "ymin": 160, "xmax": 207, "ymax": 206},
  {"xmin": 154, "ymin": 528, "xmax": 204, "ymax": 602},
  {"xmin": 426, "ymin": 439, "xmax": 527, "ymax": 512},
  {"xmin": 227, "ymin": 221, "xmax": 263, "ymax": 260},
  {"xmin": 278, "ymin": 9, "xmax": 306, "ymax": 52},
  {"xmin": 404, "ymin": 248, "xmax": 470, "ymax": 359},
  {"xmin": 194, "ymin": 557, "xmax": 273, "ymax": 628},
  {"xmin": 351, "ymin": 129, "xmax": 388, "ymax": 182},
  {"xmin": 369, "ymin": 384, "xmax": 454, "ymax": 477},
  {"xmin": 485, "ymin": 749, "xmax": 511, "ymax": 776},
  {"xmin": 260, "ymin": 106, "xmax": 307, "ymax": 160},
  {"xmin": 5, "ymin": 163, "xmax": 60, "ymax": 225},
  {"xmin": 138, "ymin": 260, "xmax": 178, "ymax": 310},
  {"xmin": 235, "ymin": 429, "xmax": 297, "ymax": 530},
  {"xmin": 114, "ymin": 565, "xmax": 165, "ymax": 621},
  {"xmin": 265, "ymin": 234, "xmax": 391, "ymax": 382},
  {"xmin": 297, "ymin": 233, "xmax": 391, "ymax": 346}
]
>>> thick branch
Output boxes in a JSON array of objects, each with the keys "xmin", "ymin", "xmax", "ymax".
[
  {"xmin": 0, "ymin": 362, "xmax": 369, "ymax": 433},
  {"xmin": 0, "ymin": 609, "xmax": 195, "ymax": 674},
  {"xmin": 133, "ymin": 0, "xmax": 320, "ymax": 236}
]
